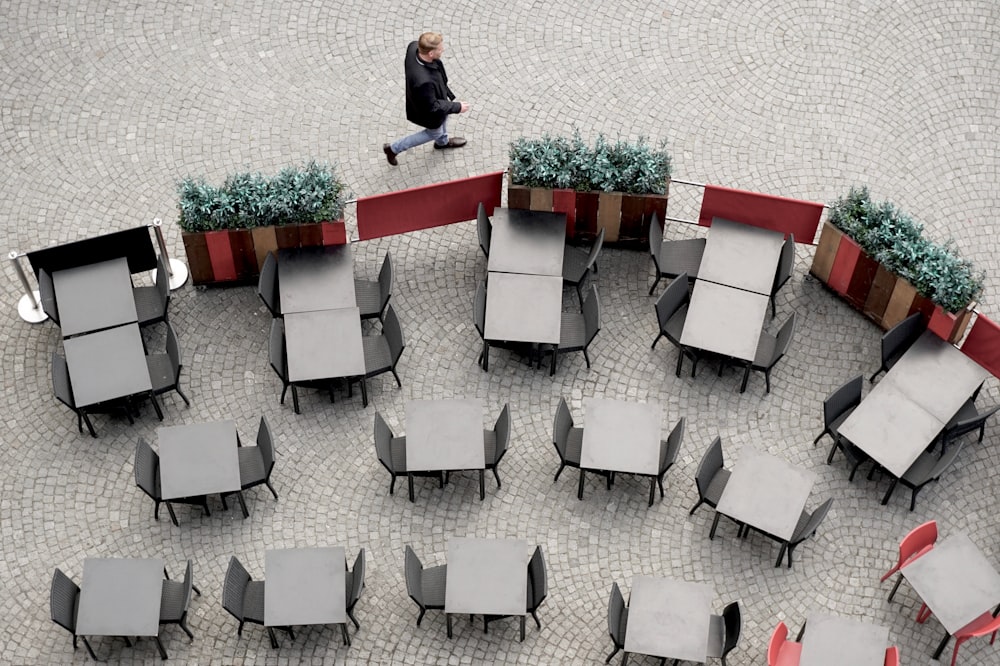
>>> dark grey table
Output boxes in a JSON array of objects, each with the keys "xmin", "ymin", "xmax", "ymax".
[
  {"xmin": 53, "ymin": 257, "xmax": 137, "ymax": 337},
  {"xmin": 406, "ymin": 399, "xmax": 485, "ymax": 471},
  {"xmin": 283, "ymin": 308, "xmax": 365, "ymax": 382},
  {"xmin": 76, "ymin": 557, "xmax": 164, "ymax": 651},
  {"xmin": 698, "ymin": 217, "xmax": 785, "ymax": 294},
  {"xmin": 487, "ymin": 207, "xmax": 567, "ymax": 277},
  {"xmin": 62, "ymin": 323, "xmax": 154, "ymax": 408},
  {"xmin": 446, "ymin": 537, "xmax": 528, "ymax": 617},
  {"xmin": 265, "ymin": 547, "xmax": 347, "ymax": 627},
  {"xmin": 902, "ymin": 533, "xmax": 1000, "ymax": 635},
  {"xmin": 157, "ymin": 421, "xmax": 241, "ymax": 500},
  {"xmin": 278, "ymin": 245, "xmax": 356, "ymax": 313},
  {"xmin": 624, "ymin": 576, "xmax": 714, "ymax": 663},
  {"xmin": 680, "ymin": 280, "xmax": 769, "ymax": 361},
  {"xmin": 715, "ymin": 447, "xmax": 816, "ymax": 541},
  {"xmin": 800, "ymin": 613, "xmax": 889, "ymax": 666},
  {"xmin": 581, "ymin": 398, "xmax": 662, "ymax": 475},
  {"xmin": 484, "ymin": 272, "xmax": 562, "ymax": 344}
]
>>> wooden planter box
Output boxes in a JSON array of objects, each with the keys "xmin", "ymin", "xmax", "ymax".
[
  {"xmin": 507, "ymin": 179, "xmax": 669, "ymax": 248},
  {"xmin": 809, "ymin": 221, "xmax": 974, "ymax": 343},
  {"xmin": 182, "ymin": 219, "xmax": 347, "ymax": 286}
]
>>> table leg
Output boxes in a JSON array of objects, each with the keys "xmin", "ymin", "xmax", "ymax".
[
  {"xmin": 447, "ymin": 614, "xmax": 453, "ymax": 638},
  {"xmin": 408, "ymin": 476, "xmax": 415, "ymax": 503},
  {"xmin": 578, "ymin": 469, "xmax": 585, "ymax": 500},
  {"xmin": 154, "ymin": 636, "xmax": 168, "ymax": 660},
  {"xmin": 479, "ymin": 470, "xmax": 485, "ymax": 501},
  {"xmin": 268, "ymin": 627, "xmax": 279, "ymax": 649},
  {"xmin": 148, "ymin": 392, "xmax": 164, "ymax": 421},
  {"xmin": 932, "ymin": 631, "xmax": 951, "ymax": 659},
  {"xmin": 237, "ymin": 491, "xmax": 249, "ymax": 519},
  {"xmin": 709, "ymin": 512, "xmax": 721, "ymax": 539}
]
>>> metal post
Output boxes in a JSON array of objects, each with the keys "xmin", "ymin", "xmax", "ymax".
[
  {"xmin": 150, "ymin": 217, "xmax": 188, "ymax": 290},
  {"xmin": 10, "ymin": 251, "xmax": 48, "ymax": 323}
]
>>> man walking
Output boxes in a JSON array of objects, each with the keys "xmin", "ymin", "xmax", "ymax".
[{"xmin": 383, "ymin": 32, "xmax": 469, "ymax": 166}]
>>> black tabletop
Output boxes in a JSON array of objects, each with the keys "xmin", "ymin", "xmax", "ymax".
[
  {"xmin": 284, "ymin": 308, "xmax": 365, "ymax": 382},
  {"xmin": 278, "ymin": 245, "xmax": 356, "ymax": 313},
  {"xmin": 484, "ymin": 272, "xmax": 562, "ymax": 344},
  {"xmin": 53, "ymin": 257, "xmax": 137, "ymax": 337},
  {"xmin": 446, "ymin": 537, "xmax": 529, "ymax": 616},
  {"xmin": 487, "ymin": 207, "xmax": 567, "ymax": 276},
  {"xmin": 63, "ymin": 323, "xmax": 152, "ymax": 407},
  {"xmin": 158, "ymin": 421, "xmax": 241, "ymax": 499},
  {"xmin": 76, "ymin": 557, "xmax": 163, "ymax": 637},
  {"xmin": 265, "ymin": 547, "xmax": 347, "ymax": 626},
  {"xmin": 698, "ymin": 218, "xmax": 785, "ymax": 294}
]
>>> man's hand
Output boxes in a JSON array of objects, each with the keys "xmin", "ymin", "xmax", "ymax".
[{"xmin": 459, "ymin": 102, "xmax": 470, "ymax": 113}]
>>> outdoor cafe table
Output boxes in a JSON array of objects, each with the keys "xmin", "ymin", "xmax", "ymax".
[
  {"xmin": 52, "ymin": 257, "xmax": 137, "ymax": 337},
  {"xmin": 157, "ymin": 420, "xmax": 241, "ymax": 505},
  {"xmin": 714, "ymin": 447, "xmax": 816, "ymax": 542},
  {"xmin": 580, "ymin": 398, "xmax": 662, "ymax": 499},
  {"xmin": 624, "ymin": 576, "xmax": 714, "ymax": 663},
  {"xmin": 799, "ymin": 613, "xmax": 889, "ymax": 666},
  {"xmin": 62, "ymin": 323, "xmax": 161, "ymax": 418},
  {"xmin": 680, "ymin": 280, "xmax": 769, "ymax": 361},
  {"xmin": 445, "ymin": 537, "xmax": 529, "ymax": 639},
  {"xmin": 265, "ymin": 547, "xmax": 348, "ymax": 646},
  {"xmin": 406, "ymin": 399, "xmax": 486, "ymax": 500},
  {"xmin": 487, "ymin": 207, "xmax": 566, "ymax": 277},
  {"xmin": 697, "ymin": 217, "xmax": 785, "ymax": 295},
  {"xmin": 278, "ymin": 245, "xmax": 356, "ymax": 314},
  {"xmin": 283, "ymin": 308, "xmax": 365, "ymax": 383},
  {"xmin": 76, "ymin": 557, "xmax": 166, "ymax": 659},
  {"xmin": 484, "ymin": 272, "xmax": 562, "ymax": 345}
]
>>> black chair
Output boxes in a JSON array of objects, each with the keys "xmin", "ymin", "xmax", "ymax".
[
  {"xmin": 38, "ymin": 267, "xmax": 59, "ymax": 324},
  {"xmin": 881, "ymin": 441, "xmax": 966, "ymax": 511},
  {"xmin": 485, "ymin": 403, "xmax": 511, "ymax": 488},
  {"xmin": 651, "ymin": 272, "xmax": 701, "ymax": 377},
  {"xmin": 356, "ymin": 251, "xmax": 393, "ymax": 321},
  {"xmin": 772, "ymin": 498, "xmax": 834, "ymax": 568},
  {"xmin": 549, "ymin": 284, "xmax": 601, "ymax": 376},
  {"xmin": 769, "ymin": 235, "xmax": 794, "ymax": 319},
  {"xmin": 649, "ymin": 417, "xmax": 684, "ymax": 507},
  {"xmin": 606, "ymin": 581, "xmax": 628, "ymax": 663},
  {"xmin": 483, "ymin": 546, "xmax": 547, "ymax": 642},
  {"xmin": 374, "ymin": 412, "xmax": 408, "ymax": 496},
  {"xmin": 257, "ymin": 251, "xmax": 280, "ymax": 317},
  {"xmin": 159, "ymin": 560, "xmax": 196, "ymax": 646},
  {"xmin": 563, "ymin": 228, "xmax": 604, "ymax": 307},
  {"xmin": 345, "ymin": 548, "xmax": 366, "ymax": 631},
  {"xmin": 353, "ymin": 304, "xmax": 406, "ymax": 407},
  {"xmin": 474, "ymin": 280, "xmax": 489, "ymax": 368},
  {"xmin": 552, "ymin": 397, "xmax": 583, "ymax": 482},
  {"xmin": 739, "ymin": 313, "xmax": 796, "ymax": 394},
  {"xmin": 134, "ymin": 437, "xmax": 211, "ymax": 526},
  {"xmin": 222, "ymin": 416, "xmax": 277, "ymax": 516},
  {"xmin": 145, "ymin": 322, "xmax": 191, "ymax": 409},
  {"xmin": 688, "ymin": 436, "xmax": 730, "ymax": 516},
  {"xmin": 648, "ymin": 212, "xmax": 705, "ymax": 295},
  {"xmin": 51, "ymin": 352, "xmax": 97, "ymax": 437},
  {"xmin": 815, "ymin": 375, "xmax": 863, "ymax": 447},
  {"xmin": 135, "ymin": 254, "xmax": 171, "ymax": 327},
  {"xmin": 403, "ymin": 546, "xmax": 446, "ymax": 628},
  {"xmin": 222, "ymin": 556, "xmax": 292, "ymax": 649},
  {"xmin": 869, "ymin": 312, "xmax": 925, "ymax": 383},
  {"xmin": 706, "ymin": 601, "xmax": 742, "ymax": 666},
  {"xmin": 50, "ymin": 568, "xmax": 98, "ymax": 660},
  {"xmin": 937, "ymin": 399, "xmax": 999, "ymax": 455},
  {"xmin": 477, "ymin": 202, "xmax": 492, "ymax": 257}
]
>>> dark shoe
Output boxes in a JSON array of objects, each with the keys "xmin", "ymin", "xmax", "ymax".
[
  {"xmin": 434, "ymin": 137, "xmax": 467, "ymax": 149},
  {"xmin": 382, "ymin": 143, "xmax": 398, "ymax": 166}
]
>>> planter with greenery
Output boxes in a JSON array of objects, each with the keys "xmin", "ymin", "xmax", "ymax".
[
  {"xmin": 810, "ymin": 186, "xmax": 984, "ymax": 342},
  {"xmin": 507, "ymin": 132, "xmax": 671, "ymax": 248},
  {"xmin": 177, "ymin": 161, "xmax": 351, "ymax": 285}
]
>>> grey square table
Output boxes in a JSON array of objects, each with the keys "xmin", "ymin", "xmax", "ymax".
[
  {"xmin": 902, "ymin": 533, "xmax": 1000, "ymax": 635},
  {"xmin": 624, "ymin": 576, "xmax": 714, "ymax": 663},
  {"xmin": 406, "ymin": 399, "xmax": 485, "ymax": 471},
  {"xmin": 76, "ymin": 557, "xmax": 164, "ymax": 643},
  {"xmin": 157, "ymin": 421, "xmax": 241, "ymax": 500},
  {"xmin": 680, "ymin": 280, "xmax": 770, "ymax": 361},
  {"xmin": 581, "ymin": 398, "xmax": 662, "ymax": 475},
  {"xmin": 53, "ymin": 257, "xmax": 137, "ymax": 337},
  {"xmin": 484, "ymin": 272, "xmax": 562, "ymax": 344},
  {"xmin": 715, "ymin": 447, "xmax": 816, "ymax": 541},
  {"xmin": 446, "ymin": 537, "xmax": 529, "ymax": 621},
  {"xmin": 883, "ymin": 331, "xmax": 989, "ymax": 422},
  {"xmin": 265, "ymin": 547, "xmax": 347, "ymax": 628},
  {"xmin": 283, "ymin": 308, "xmax": 365, "ymax": 382},
  {"xmin": 487, "ymin": 207, "xmax": 567, "ymax": 277},
  {"xmin": 837, "ymin": 380, "xmax": 946, "ymax": 477},
  {"xmin": 799, "ymin": 613, "xmax": 889, "ymax": 666},
  {"xmin": 698, "ymin": 217, "xmax": 785, "ymax": 294},
  {"xmin": 63, "ymin": 323, "xmax": 154, "ymax": 408},
  {"xmin": 278, "ymin": 244, "xmax": 356, "ymax": 313}
]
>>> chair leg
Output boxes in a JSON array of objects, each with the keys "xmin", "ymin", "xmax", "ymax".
[
  {"xmin": 826, "ymin": 440, "xmax": 840, "ymax": 464},
  {"xmin": 550, "ymin": 350, "xmax": 557, "ymax": 376},
  {"xmin": 267, "ymin": 627, "xmax": 278, "ymax": 649},
  {"xmin": 391, "ymin": 369, "xmax": 402, "ymax": 387},
  {"xmin": 881, "ymin": 480, "xmax": 898, "ymax": 506},
  {"xmin": 180, "ymin": 617, "xmax": 194, "ymax": 640},
  {"xmin": 709, "ymin": 512, "xmax": 721, "ymax": 540},
  {"xmin": 279, "ymin": 384, "xmax": 288, "ymax": 405},
  {"xmin": 764, "ymin": 369, "xmax": 772, "ymax": 394},
  {"xmin": 416, "ymin": 608, "xmax": 426, "ymax": 627},
  {"xmin": 291, "ymin": 387, "xmax": 300, "ymax": 414},
  {"xmin": 166, "ymin": 503, "xmax": 179, "ymax": 527},
  {"xmin": 340, "ymin": 623, "xmax": 351, "ymax": 646},
  {"xmin": 775, "ymin": 544, "xmax": 787, "ymax": 568},
  {"xmin": 482, "ymin": 343, "xmax": 489, "ymax": 372},
  {"xmin": 651, "ymin": 332, "xmax": 663, "ymax": 349},
  {"xmin": 149, "ymin": 392, "xmax": 164, "ymax": 421},
  {"xmin": 348, "ymin": 608, "xmax": 360, "ymax": 631},
  {"xmin": 740, "ymin": 365, "xmax": 751, "ymax": 393},
  {"xmin": 688, "ymin": 499, "xmax": 704, "ymax": 516},
  {"xmin": 606, "ymin": 645, "xmax": 620, "ymax": 663},
  {"xmin": 266, "ymin": 481, "xmax": 278, "ymax": 500},
  {"xmin": 175, "ymin": 386, "xmax": 191, "ymax": 406},
  {"xmin": 532, "ymin": 609, "xmax": 541, "ymax": 629},
  {"xmin": 553, "ymin": 463, "xmax": 565, "ymax": 482},
  {"xmin": 155, "ymin": 636, "xmax": 168, "ymax": 659},
  {"xmin": 82, "ymin": 412, "xmax": 97, "ymax": 438},
  {"xmin": 813, "ymin": 428, "xmax": 829, "ymax": 446},
  {"xmin": 649, "ymin": 274, "xmax": 660, "ymax": 296},
  {"xmin": 237, "ymin": 491, "xmax": 249, "ymax": 519},
  {"xmin": 492, "ymin": 467, "xmax": 502, "ymax": 488},
  {"xmin": 361, "ymin": 379, "xmax": 368, "ymax": 408},
  {"xmin": 675, "ymin": 350, "xmax": 684, "ymax": 377},
  {"xmin": 869, "ymin": 368, "xmax": 883, "ymax": 383},
  {"xmin": 909, "ymin": 486, "xmax": 921, "ymax": 512},
  {"xmin": 583, "ymin": 348, "xmax": 591, "ymax": 368},
  {"xmin": 649, "ymin": 479, "xmax": 656, "ymax": 507}
]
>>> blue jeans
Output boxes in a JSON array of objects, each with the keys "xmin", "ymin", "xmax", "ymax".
[{"xmin": 390, "ymin": 120, "xmax": 448, "ymax": 154}]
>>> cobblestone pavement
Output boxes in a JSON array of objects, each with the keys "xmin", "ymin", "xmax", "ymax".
[{"xmin": 1, "ymin": 1, "xmax": 998, "ymax": 664}]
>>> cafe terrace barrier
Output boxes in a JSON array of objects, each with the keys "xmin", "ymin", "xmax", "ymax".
[
  {"xmin": 960, "ymin": 313, "xmax": 1000, "ymax": 379},
  {"xmin": 697, "ymin": 184, "xmax": 825, "ymax": 244},
  {"xmin": 355, "ymin": 171, "xmax": 504, "ymax": 241}
]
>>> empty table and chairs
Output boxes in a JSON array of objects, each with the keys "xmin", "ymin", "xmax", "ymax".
[
  {"xmin": 407, "ymin": 399, "xmax": 488, "ymax": 501},
  {"xmin": 487, "ymin": 207, "xmax": 566, "ymax": 277},
  {"xmin": 157, "ymin": 420, "xmax": 245, "ymax": 516},
  {"xmin": 264, "ymin": 546, "xmax": 353, "ymax": 647},
  {"xmin": 620, "ymin": 575, "xmax": 716, "ymax": 664},
  {"xmin": 52, "ymin": 257, "xmax": 137, "ymax": 337},
  {"xmin": 798, "ymin": 613, "xmax": 890, "ymax": 666},
  {"xmin": 277, "ymin": 245, "xmax": 357, "ymax": 313}
]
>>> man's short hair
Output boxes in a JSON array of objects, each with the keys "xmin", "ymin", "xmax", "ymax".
[{"xmin": 417, "ymin": 32, "xmax": 443, "ymax": 55}]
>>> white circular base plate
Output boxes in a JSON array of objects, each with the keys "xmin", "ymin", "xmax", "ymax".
[
  {"xmin": 17, "ymin": 291, "xmax": 48, "ymax": 323},
  {"xmin": 153, "ymin": 258, "xmax": 189, "ymax": 291}
]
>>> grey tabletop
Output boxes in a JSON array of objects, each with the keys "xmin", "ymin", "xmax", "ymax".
[
  {"xmin": 445, "ymin": 537, "xmax": 529, "ymax": 616},
  {"xmin": 799, "ymin": 613, "xmax": 889, "ymax": 666},
  {"xmin": 902, "ymin": 533, "xmax": 1000, "ymax": 634},
  {"xmin": 715, "ymin": 447, "xmax": 816, "ymax": 541},
  {"xmin": 883, "ymin": 331, "xmax": 990, "ymax": 422},
  {"xmin": 624, "ymin": 576, "xmax": 714, "ymax": 662},
  {"xmin": 278, "ymin": 244, "xmax": 356, "ymax": 313},
  {"xmin": 63, "ymin": 323, "xmax": 152, "ymax": 407},
  {"xmin": 487, "ymin": 207, "xmax": 567, "ymax": 277},
  {"xmin": 76, "ymin": 557, "xmax": 164, "ymax": 637},
  {"xmin": 838, "ymin": 380, "xmax": 946, "ymax": 477},
  {"xmin": 680, "ymin": 280, "xmax": 769, "ymax": 361},
  {"xmin": 284, "ymin": 308, "xmax": 365, "ymax": 382},
  {"xmin": 484, "ymin": 272, "xmax": 562, "ymax": 344},
  {"xmin": 697, "ymin": 218, "xmax": 786, "ymax": 294},
  {"xmin": 157, "ymin": 420, "xmax": 241, "ymax": 500},
  {"xmin": 581, "ymin": 398, "xmax": 662, "ymax": 475},
  {"xmin": 53, "ymin": 257, "xmax": 137, "ymax": 337},
  {"xmin": 265, "ymin": 547, "xmax": 347, "ymax": 626},
  {"xmin": 406, "ymin": 399, "xmax": 485, "ymax": 471}
]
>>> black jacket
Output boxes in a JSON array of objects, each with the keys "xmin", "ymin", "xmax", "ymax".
[{"xmin": 404, "ymin": 41, "xmax": 461, "ymax": 129}]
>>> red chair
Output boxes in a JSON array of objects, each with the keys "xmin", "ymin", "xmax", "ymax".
[
  {"xmin": 881, "ymin": 520, "xmax": 937, "ymax": 602},
  {"xmin": 883, "ymin": 645, "xmax": 900, "ymax": 666},
  {"xmin": 950, "ymin": 612, "xmax": 1000, "ymax": 666},
  {"xmin": 767, "ymin": 621, "xmax": 803, "ymax": 666}
]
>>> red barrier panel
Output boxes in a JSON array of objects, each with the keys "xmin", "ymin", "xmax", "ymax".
[
  {"xmin": 356, "ymin": 171, "xmax": 504, "ymax": 241},
  {"xmin": 698, "ymin": 185, "xmax": 825, "ymax": 244},
  {"xmin": 960, "ymin": 314, "xmax": 1000, "ymax": 378}
]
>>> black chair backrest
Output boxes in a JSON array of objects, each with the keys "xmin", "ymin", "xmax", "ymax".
[
  {"xmin": 51, "ymin": 352, "xmax": 75, "ymax": 408},
  {"xmin": 181, "ymin": 559, "xmax": 194, "ymax": 611},
  {"xmin": 268, "ymin": 319, "xmax": 287, "ymax": 379},
  {"xmin": 792, "ymin": 498, "xmax": 833, "ymax": 544},
  {"xmin": 695, "ymin": 436, "xmax": 724, "ymax": 497},
  {"xmin": 474, "ymin": 282, "xmax": 487, "ymax": 338},
  {"xmin": 773, "ymin": 235, "xmax": 795, "ymax": 291},
  {"xmin": 655, "ymin": 272, "xmax": 689, "ymax": 331},
  {"xmin": 553, "ymin": 398, "xmax": 574, "ymax": 455},
  {"xmin": 882, "ymin": 313, "xmax": 925, "ymax": 364},
  {"xmin": 582, "ymin": 285, "xmax": 601, "ymax": 343},
  {"xmin": 39, "ymin": 267, "xmax": 59, "ymax": 322},
  {"xmin": 134, "ymin": 437, "xmax": 160, "ymax": 501},
  {"xmin": 585, "ymin": 228, "xmax": 605, "ymax": 271},
  {"xmin": 648, "ymin": 212, "xmax": 663, "ymax": 259},
  {"xmin": 349, "ymin": 549, "xmax": 366, "ymax": 605},
  {"xmin": 166, "ymin": 323, "xmax": 183, "ymax": 376},
  {"xmin": 257, "ymin": 415, "xmax": 275, "ymax": 472},
  {"xmin": 661, "ymin": 417, "xmax": 685, "ymax": 472},
  {"xmin": 378, "ymin": 252, "xmax": 394, "ymax": 308},
  {"xmin": 494, "ymin": 403, "xmax": 511, "ymax": 464},
  {"xmin": 607, "ymin": 582, "xmax": 626, "ymax": 644},
  {"xmin": 767, "ymin": 313, "xmax": 797, "ymax": 367},
  {"xmin": 383, "ymin": 305, "xmax": 405, "ymax": 364},
  {"xmin": 947, "ymin": 405, "xmax": 1000, "ymax": 441},
  {"xmin": 824, "ymin": 375, "xmax": 863, "ymax": 426},
  {"xmin": 477, "ymin": 202, "xmax": 492, "ymax": 255},
  {"xmin": 374, "ymin": 412, "xmax": 394, "ymax": 470},
  {"xmin": 222, "ymin": 556, "xmax": 251, "ymax": 621},
  {"xmin": 528, "ymin": 546, "xmax": 547, "ymax": 608},
  {"xmin": 258, "ymin": 251, "xmax": 279, "ymax": 315},
  {"xmin": 50, "ymin": 568, "xmax": 79, "ymax": 634},
  {"xmin": 403, "ymin": 545, "xmax": 423, "ymax": 603},
  {"xmin": 155, "ymin": 254, "xmax": 170, "ymax": 300},
  {"xmin": 919, "ymin": 440, "xmax": 966, "ymax": 484},
  {"xmin": 721, "ymin": 601, "xmax": 742, "ymax": 655}
]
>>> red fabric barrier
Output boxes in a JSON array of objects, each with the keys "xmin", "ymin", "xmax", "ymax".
[
  {"xmin": 960, "ymin": 314, "xmax": 1000, "ymax": 378},
  {"xmin": 356, "ymin": 171, "xmax": 504, "ymax": 241},
  {"xmin": 698, "ymin": 185, "xmax": 825, "ymax": 244}
]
